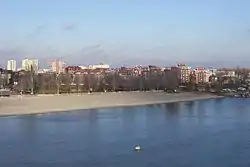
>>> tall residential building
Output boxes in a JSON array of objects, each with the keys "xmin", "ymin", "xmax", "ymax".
[
  {"xmin": 22, "ymin": 59, "xmax": 39, "ymax": 71},
  {"xmin": 177, "ymin": 64, "xmax": 191, "ymax": 83},
  {"xmin": 49, "ymin": 60, "xmax": 66, "ymax": 73},
  {"xmin": 7, "ymin": 60, "xmax": 17, "ymax": 71}
]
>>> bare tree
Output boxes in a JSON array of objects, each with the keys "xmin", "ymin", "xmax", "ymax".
[
  {"xmin": 75, "ymin": 74, "xmax": 81, "ymax": 93},
  {"xmin": 40, "ymin": 73, "xmax": 57, "ymax": 94},
  {"xmin": 164, "ymin": 70, "xmax": 179, "ymax": 90},
  {"xmin": 60, "ymin": 73, "xmax": 71, "ymax": 93}
]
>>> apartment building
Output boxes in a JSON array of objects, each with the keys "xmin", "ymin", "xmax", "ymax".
[
  {"xmin": 7, "ymin": 60, "xmax": 17, "ymax": 71},
  {"xmin": 49, "ymin": 60, "xmax": 66, "ymax": 73},
  {"xmin": 22, "ymin": 59, "xmax": 38, "ymax": 72},
  {"xmin": 177, "ymin": 64, "xmax": 191, "ymax": 83},
  {"xmin": 193, "ymin": 67, "xmax": 211, "ymax": 83}
]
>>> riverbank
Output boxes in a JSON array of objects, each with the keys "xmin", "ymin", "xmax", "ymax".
[{"xmin": 0, "ymin": 92, "xmax": 223, "ymax": 116}]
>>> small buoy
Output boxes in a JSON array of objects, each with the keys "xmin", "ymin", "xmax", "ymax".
[{"xmin": 134, "ymin": 145, "xmax": 141, "ymax": 151}]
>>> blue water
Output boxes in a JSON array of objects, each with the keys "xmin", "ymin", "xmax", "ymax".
[{"xmin": 1, "ymin": 98, "xmax": 250, "ymax": 166}]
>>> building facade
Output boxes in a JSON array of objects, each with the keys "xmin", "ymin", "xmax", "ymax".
[
  {"xmin": 177, "ymin": 64, "xmax": 191, "ymax": 83},
  {"xmin": 49, "ymin": 60, "xmax": 66, "ymax": 73},
  {"xmin": 7, "ymin": 60, "xmax": 16, "ymax": 71},
  {"xmin": 22, "ymin": 59, "xmax": 38, "ymax": 72},
  {"xmin": 194, "ymin": 67, "xmax": 211, "ymax": 83},
  {"xmin": 88, "ymin": 64, "xmax": 109, "ymax": 70},
  {"xmin": 208, "ymin": 67, "xmax": 217, "ymax": 76}
]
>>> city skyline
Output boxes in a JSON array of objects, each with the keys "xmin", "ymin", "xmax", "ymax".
[
  {"xmin": 1, "ymin": 58, "xmax": 241, "ymax": 74},
  {"xmin": 2, "ymin": 57, "xmax": 250, "ymax": 70},
  {"xmin": 1, "ymin": 0, "xmax": 250, "ymax": 67}
]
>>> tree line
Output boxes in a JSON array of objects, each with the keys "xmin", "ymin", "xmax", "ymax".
[
  {"xmin": 1, "ymin": 67, "xmax": 248, "ymax": 94},
  {"xmin": 6, "ymin": 69, "xmax": 179, "ymax": 94}
]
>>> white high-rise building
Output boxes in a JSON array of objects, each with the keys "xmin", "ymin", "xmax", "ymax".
[
  {"xmin": 177, "ymin": 64, "xmax": 191, "ymax": 83},
  {"xmin": 22, "ymin": 59, "xmax": 39, "ymax": 71},
  {"xmin": 7, "ymin": 60, "xmax": 17, "ymax": 71},
  {"xmin": 49, "ymin": 60, "xmax": 66, "ymax": 73}
]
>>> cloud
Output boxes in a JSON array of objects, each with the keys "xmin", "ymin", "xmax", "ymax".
[
  {"xmin": 25, "ymin": 24, "xmax": 46, "ymax": 38},
  {"xmin": 32, "ymin": 24, "xmax": 46, "ymax": 36},
  {"xmin": 35, "ymin": 24, "xmax": 46, "ymax": 34},
  {"xmin": 62, "ymin": 24, "xmax": 76, "ymax": 31},
  {"xmin": 79, "ymin": 44, "xmax": 101, "ymax": 53}
]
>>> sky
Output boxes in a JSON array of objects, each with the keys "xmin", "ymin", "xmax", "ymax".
[{"xmin": 0, "ymin": 0, "xmax": 250, "ymax": 68}]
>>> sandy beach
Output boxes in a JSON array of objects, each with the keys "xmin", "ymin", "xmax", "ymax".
[{"xmin": 0, "ymin": 92, "xmax": 222, "ymax": 116}]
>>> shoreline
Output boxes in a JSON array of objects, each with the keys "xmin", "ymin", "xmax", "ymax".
[{"xmin": 0, "ymin": 92, "xmax": 223, "ymax": 117}]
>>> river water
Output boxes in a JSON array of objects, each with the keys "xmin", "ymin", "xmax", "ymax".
[{"xmin": 0, "ymin": 98, "xmax": 250, "ymax": 167}]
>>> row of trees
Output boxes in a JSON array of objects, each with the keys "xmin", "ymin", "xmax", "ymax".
[
  {"xmin": 8, "ymin": 70, "xmax": 180, "ymax": 94},
  {"xmin": 3, "ymin": 68, "xmax": 248, "ymax": 94}
]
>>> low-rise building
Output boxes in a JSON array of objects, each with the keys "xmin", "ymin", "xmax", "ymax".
[
  {"xmin": 37, "ymin": 69, "xmax": 50, "ymax": 74},
  {"xmin": 88, "ymin": 63, "xmax": 109, "ymax": 70}
]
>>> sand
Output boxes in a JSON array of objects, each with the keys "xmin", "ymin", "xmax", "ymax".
[{"xmin": 0, "ymin": 92, "xmax": 223, "ymax": 116}]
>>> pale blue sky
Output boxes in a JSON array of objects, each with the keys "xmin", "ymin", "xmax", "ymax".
[{"xmin": 0, "ymin": 0, "xmax": 250, "ymax": 67}]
